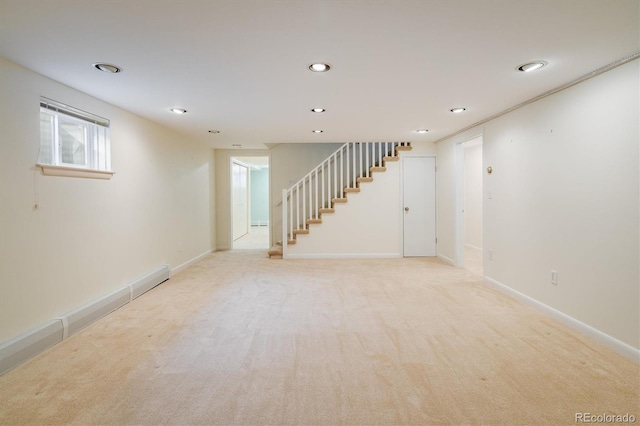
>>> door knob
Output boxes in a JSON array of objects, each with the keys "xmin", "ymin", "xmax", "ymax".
[{"xmin": 404, "ymin": 207, "xmax": 409, "ymax": 212}]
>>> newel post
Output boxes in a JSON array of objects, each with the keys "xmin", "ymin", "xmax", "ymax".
[{"xmin": 282, "ymin": 188, "xmax": 288, "ymax": 258}]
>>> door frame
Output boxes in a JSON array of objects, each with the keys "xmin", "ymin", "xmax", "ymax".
[
  {"xmin": 401, "ymin": 155, "xmax": 437, "ymax": 257},
  {"xmin": 228, "ymin": 155, "xmax": 271, "ymax": 249},
  {"xmin": 454, "ymin": 132, "xmax": 484, "ymax": 267},
  {"xmin": 231, "ymin": 159, "xmax": 250, "ymax": 243}
]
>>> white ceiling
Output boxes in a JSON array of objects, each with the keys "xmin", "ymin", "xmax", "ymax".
[{"xmin": 0, "ymin": 0, "xmax": 638, "ymax": 150}]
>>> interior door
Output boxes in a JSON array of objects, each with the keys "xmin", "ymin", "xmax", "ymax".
[
  {"xmin": 232, "ymin": 162, "xmax": 249, "ymax": 241},
  {"xmin": 403, "ymin": 157, "xmax": 436, "ymax": 256}
]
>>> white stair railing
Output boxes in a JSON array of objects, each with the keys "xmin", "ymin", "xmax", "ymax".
[{"xmin": 281, "ymin": 142, "xmax": 410, "ymax": 256}]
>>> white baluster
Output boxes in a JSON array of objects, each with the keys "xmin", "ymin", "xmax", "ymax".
[
  {"xmin": 366, "ymin": 142, "xmax": 370, "ymax": 177},
  {"xmin": 338, "ymin": 151, "xmax": 344, "ymax": 198},
  {"xmin": 353, "ymin": 142, "xmax": 357, "ymax": 184},
  {"xmin": 282, "ymin": 188, "xmax": 288, "ymax": 255},
  {"xmin": 321, "ymin": 163, "xmax": 325, "ymax": 209}
]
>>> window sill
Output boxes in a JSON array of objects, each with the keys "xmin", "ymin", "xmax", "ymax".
[{"xmin": 36, "ymin": 164, "xmax": 115, "ymax": 180}]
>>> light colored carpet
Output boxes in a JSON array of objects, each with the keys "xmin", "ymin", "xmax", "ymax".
[
  {"xmin": 233, "ymin": 226, "xmax": 269, "ymax": 249},
  {"xmin": 0, "ymin": 251, "xmax": 637, "ymax": 425},
  {"xmin": 463, "ymin": 245, "xmax": 483, "ymax": 277}
]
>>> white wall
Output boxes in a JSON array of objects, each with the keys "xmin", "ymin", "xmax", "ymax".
[
  {"xmin": 0, "ymin": 57, "xmax": 215, "ymax": 343},
  {"xmin": 269, "ymin": 143, "xmax": 343, "ymax": 246},
  {"xmin": 436, "ymin": 60, "xmax": 639, "ymax": 349},
  {"xmin": 287, "ymin": 161, "xmax": 402, "ymax": 258},
  {"xmin": 464, "ymin": 139, "xmax": 483, "ymax": 249},
  {"xmin": 250, "ymin": 168, "xmax": 269, "ymax": 225}
]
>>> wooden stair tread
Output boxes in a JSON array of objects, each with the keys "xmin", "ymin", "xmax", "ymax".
[
  {"xmin": 357, "ymin": 177, "xmax": 374, "ymax": 183},
  {"xmin": 370, "ymin": 166, "xmax": 386, "ymax": 173},
  {"xmin": 267, "ymin": 245, "xmax": 282, "ymax": 258},
  {"xmin": 306, "ymin": 218, "xmax": 322, "ymax": 224},
  {"xmin": 319, "ymin": 208, "xmax": 335, "ymax": 214},
  {"xmin": 332, "ymin": 198, "xmax": 348, "ymax": 204},
  {"xmin": 383, "ymin": 156, "xmax": 399, "ymax": 162},
  {"xmin": 344, "ymin": 187, "xmax": 360, "ymax": 193},
  {"xmin": 396, "ymin": 146, "xmax": 412, "ymax": 151},
  {"xmin": 287, "ymin": 239, "xmax": 297, "ymax": 245},
  {"xmin": 293, "ymin": 229, "xmax": 309, "ymax": 235}
]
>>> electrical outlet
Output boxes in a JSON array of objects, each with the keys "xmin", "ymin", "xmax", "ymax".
[
  {"xmin": 551, "ymin": 270, "xmax": 558, "ymax": 285},
  {"xmin": 488, "ymin": 249, "xmax": 493, "ymax": 261}
]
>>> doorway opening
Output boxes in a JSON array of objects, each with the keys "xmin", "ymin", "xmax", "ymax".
[
  {"xmin": 231, "ymin": 156, "xmax": 270, "ymax": 250},
  {"xmin": 456, "ymin": 136, "xmax": 484, "ymax": 276}
]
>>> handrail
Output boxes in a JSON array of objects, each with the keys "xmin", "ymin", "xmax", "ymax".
[
  {"xmin": 286, "ymin": 142, "xmax": 349, "ymax": 192},
  {"xmin": 281, "ymin": 142, "xmax": 410, "ymax": 255}
]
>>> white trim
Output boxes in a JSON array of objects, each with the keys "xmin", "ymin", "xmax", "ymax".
[
  {"xmin": 437, "ymin": 253, "xmax": 456, "ymax": 265},
  {"xmin": 433, "ymin": 52, "xmax": 640, "ymax": 144},
  {"xmin": 62, "ymin": 287, "xmax": 130, "ymax": 337},
  {"xmin": 171, "ymin": 250, "xmax": 212, "ymax": 275},
  {"xmin": 37, "ymin": 164, "xmax": 115, "ymax": 180},
  {"xmin": 0, "ymin": 265, "xmax": 171, "ymax": 376},
  {"xmin": 464, "ymin": 243, "xmax": 483, "ymax": 251},
  {"xmin": 128, "ymin": 265, "xmax": 170, "ymax": 299},
  {"xmin": 484, "ymin": 276, "xmax": 640, "ymax": 362},
  {"xmin": 0, "ymin": 320, "xmax": 63, "ymax": 376},
  {"xmin": 285, "ymin": 253, "xmax": 402, "ymax": 259}
]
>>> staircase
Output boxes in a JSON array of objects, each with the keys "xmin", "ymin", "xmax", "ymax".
[{"xmin": 268, "ymin": 142, "xmax": 411, "ymax": 258}]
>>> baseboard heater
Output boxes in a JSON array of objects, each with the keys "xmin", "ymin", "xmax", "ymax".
[{"xmin": 0, "ymin": 264, "xmax": 170, "ymax": 376}]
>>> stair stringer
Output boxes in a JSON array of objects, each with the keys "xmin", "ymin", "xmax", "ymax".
[{"xmin": 285, "ymin": 161, "xmax": 402, "ymax": 258}]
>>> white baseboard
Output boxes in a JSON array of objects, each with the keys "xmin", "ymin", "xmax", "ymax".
[
  {"xmin": 171, "ymin": 250, "xmax": 212, "ymax": 275},
  {"xmin": 285, "ymin": 253, "xmax": 402, "ymax": 259},
  {"xmin": 0, "ymin": 264, "xmax": 171, "ymax": 376},
  {"xmin": 484, "ymin": 276, "xmax": 640, "ymax": 362},
  {"xmin": 437, "ymin": 253, "xmax": 455, "ymax": 265},
  {"xmin": 464, "ymin": 244, "xmax": 483, "ymax": 252},
  {"xmin": 0, "ymin": 320, "xmax": 63, "ymax": 377},
  {"xmin": 62, "ymin": 287, "xmax": 131, "ymax": 338}
]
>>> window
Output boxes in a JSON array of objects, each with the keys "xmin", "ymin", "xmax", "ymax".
[{"xmin": 38, "ymin": 97, "xmax": 114, "ymax": 179}]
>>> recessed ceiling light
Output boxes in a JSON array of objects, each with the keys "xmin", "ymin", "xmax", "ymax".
[
  {"xmin": 208, "ymin": 130, "xmax": 220, "ymax": 134},
  {"xmin": 450, "ymin": 107, "xmax": 466, "ymax": 113},
  {"xmin": 92, "ymin": 63, "xmax": 122, "ymax": 73},
  {"xmin": 416, "ymin": 129, "xmax": 429, "ymax": 134},
  {"xmin": 232, "ymin": 144, "xmax": 242, "ymax": 147},
  {"xmin": 170, "ymin": 108, "xmax": 187, "ymax": 114},
  {"xmin": 309, "ymin": 63, "xmax": 331, "ymax": 72},
  {"xmin": 517, "ymin": 61, "xmax": 548, "ymax": 72},
  {"xmin": 312, "ymin": 129, "xmax": 323, "ymax": 133},
  {"xmin": 311, "ymin": 107, "xmax": 326, "ymax": 113}
]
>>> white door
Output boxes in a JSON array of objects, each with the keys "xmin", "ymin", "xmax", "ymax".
[
  {"xmin": 232, "ymin": 162, "xmax": 249, "ymax": 241},
  {"xmin": 403, "ymin": 157, "xmax": 436, "ymax": 256}
]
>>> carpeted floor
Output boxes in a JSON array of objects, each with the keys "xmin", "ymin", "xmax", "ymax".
[
  {"xmin": 233, "ymin": 226, "xmax": 269, "ymax": 250},
  {"xmin": 0, "ymin": 250, "xmax": 637, "ymax": 425}
]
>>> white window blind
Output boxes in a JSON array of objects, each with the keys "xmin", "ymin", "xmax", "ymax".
[{"xmin": 38, "ymin": 97, "xmax": 112, "ymax": 174}]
